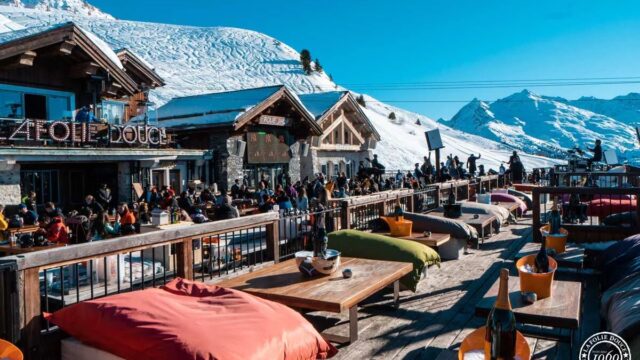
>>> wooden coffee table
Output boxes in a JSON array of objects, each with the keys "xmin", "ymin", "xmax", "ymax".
[
  {"xmin": 429, "ymin": 212, "xmax": 495, "ymax": 248},
  {"xmin": 217, "ymin": 257, "xmax": 413, "ymax": 344},
  {"xmin": 475, "ymin": 275, "xmax": 581, "ymax": 346},
  {"xmin": 377, "ymin": 231, "xmax": 451, "ymax": 248},
  {"xmin": 515, "ymin": 242, "xmax": 585, "ymax": 270}
]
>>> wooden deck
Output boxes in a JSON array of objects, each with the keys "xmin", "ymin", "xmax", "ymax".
[{"xmin": 304, "ymin": 216, "xmax": 600, "ymax": 359}]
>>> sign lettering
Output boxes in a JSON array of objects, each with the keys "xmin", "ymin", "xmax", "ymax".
[
  {"xmin": 1, "ymin": 119, "xmax": 168, "ymax": 146},
  {"xmin": 258, "ymin": 115, "xmax": 289, "ymax": 127}
]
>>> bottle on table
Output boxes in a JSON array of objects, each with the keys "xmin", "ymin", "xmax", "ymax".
[
  {"xmin": 448, "ymin": 185, "xmax": 456, "ymax": 205},
  {"xmin": 485, "ymin": 268, "xmax": 517, "ymax": 360},
  {"xmin": 394, "ymin": 200, "xmax": 404, "ymax": 221},
  {"xmin": 549, "ymin": 204, "xmax": 561, "ymax": 235},
  {"xmin": 534, "ymin": 237, "xmax": 550, "ymax": 273}
]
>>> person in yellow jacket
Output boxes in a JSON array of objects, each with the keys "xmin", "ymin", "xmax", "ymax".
[{"xmin": 0, "ymin": 205, "xmax": 8, "ymax": 240}]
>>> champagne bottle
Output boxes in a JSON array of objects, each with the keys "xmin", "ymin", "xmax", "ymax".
[
  {"xmin": 549, "ymin": 205, "xmax": 561, "ymax": 235},
  {"xmin": 394, "ymin": 200, "xmax": 404, "ymax": 221},
  {"xmin": 485, "ymin": 268, "xmax": 517, "ymax": 360},
  {"xmin": 535, "ymin": 238, "xmax": 549, "ymax": 273},
  {"xmin": 448, "ymin": 185, "xmax": 456, "ymax": 205}
]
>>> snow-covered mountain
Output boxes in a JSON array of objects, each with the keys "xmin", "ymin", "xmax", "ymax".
[
  {"xmin": 570, "ymin": 93, "xmax": 640, "ymax": 126},
  {"xmin": 444, "ymin": 90, "xmax": 639, "ymax": 162},
  {"xmin": 0, "ymin": 0, "xmax": 110, "ymax": 18},
  {"xmin": 0, "ymin": 1, "xmax": 561, "ymax": 170}
]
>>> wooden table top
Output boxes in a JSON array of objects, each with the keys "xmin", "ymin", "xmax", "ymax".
[
  {"xmin": 475, "ymin": 275, "xmax": 581, "ymax": 329},
  {"xmin": 515, "ymin": 242, "xmax": 585, "ymax": 269},
  {"xmin": 0, "ymin": 242, "xmax": 65, "ymax": 255},
  {"xmin": 377, "ymin": 231, "xmax": 451, "ymax": 248},
  {"xmin": 217, "ymin": 257, "xmax": 413, "ymax": 313},
  {"xmin": 429, "ymin": 212, "xmax": 495, "ymax": 227},
  {"xmin": 5, "ymin": 225, "xmax": 40, "ymax": 235}
]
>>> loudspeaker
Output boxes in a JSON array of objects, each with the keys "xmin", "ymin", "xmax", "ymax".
[
  {"xmin": 235, "ymin": 139, "xmax": 246, "ymax": 157},
  {"xmin": 301, "ymin": 143, "xmax": 309, "ymax": 157}
]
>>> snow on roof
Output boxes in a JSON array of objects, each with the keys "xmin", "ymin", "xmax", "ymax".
[
  {"xmin": 77, "ymin": 25, "xmax": 123, "ymax": 69},
  {"xmin": 0, "ymin": 13, "xmax": 24, "ymax": 33},
  {"xmin": 0, "ymin": 21, "xmax": 123, "ymax": 69},
  {"xmin": 116, "ymin": 48, "xmax": 156, "ymax": 71},
  {"xmin": 298, "ymin": 91, "xmax": 346, "ymax": 120},
  {"xmin": 157, "ymin": 85, "xmax": 284, "ymax": 128}
]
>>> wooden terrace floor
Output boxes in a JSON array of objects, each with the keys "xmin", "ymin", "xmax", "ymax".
[{"xmin": 309, "ymin": 216, "xmax": 599, "ymax": 360}]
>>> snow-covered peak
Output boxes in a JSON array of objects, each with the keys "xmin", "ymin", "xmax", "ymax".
[
  {"xmin": 569, "ymin": 92, "xmax": 640, "ymax": 125},
  {"xmin": 0, "ymin": 0, "xmax": 112, "ymax": 18}
]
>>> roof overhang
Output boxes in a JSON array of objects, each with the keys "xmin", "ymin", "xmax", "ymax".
[
  {"xmin": 315, "ymin": 92, "xmax": 381, "ymax": 140},
  {"xmin": 117, "ymin": 48, "xmax": 165, "ymax": 89},
  {"xmin": 0, "ymin": 22, "xmax": 139, "ymax": 95},
  {"xmin": 234, "ymin": 86, "xmax": 323, "ymax": 135}
]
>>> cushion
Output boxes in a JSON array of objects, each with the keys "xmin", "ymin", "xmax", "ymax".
[
  {"xmin": 404, "ymin": 212, "xmax": 479, "ymax": 242},
  {"xmin": 598, "ymin": 234, "xmax": 640, "ymax": 270},
  {"xmin": 47, "ymin": 278, "xmax": 337, "ymax": 360},
  {"xmin": 459, "ymin": 202, "xmax": 513, "ymax": 229},
  {"xmin": 605, "ymin": 255, "xmax": 640, "ymax": 290},
  {"xmin": 327, "ymin": 230, "xmax": 440, "ymax": 292},
  {"xmin": 603, "ymin": 212, "xmax": 639, "ymax": 227},
  {"xmin": 507, "ymin": 189, "xmax": 533, "ymax": 210},
  {"xmin": 490, "ymin": 193, "xmax": 527, "ymax": 215},
  {"xmin": 587, "ymin": 198, "xmax": 637, "ymax": 221},
  {"xmin": 601, "ymin": 272, "xmax": 640, "ymax": 317},
  {"xmin": 605, "ymin": 288, "xmax": 640, "ymax": 340}
]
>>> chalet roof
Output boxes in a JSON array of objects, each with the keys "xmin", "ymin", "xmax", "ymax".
[
  {"xmin": 116, "ymin": 48, "xmax": 165, "ymax": 88},
  {"xmin": 298, "ymin": 91, "xmax": 347, "ymax": 120},
  {"xmin": 157, "ymin": 85, "xmax": 321, "ymax": 134},
  {"xmin": 0, "ymin": 22, "xmax": 139, "ymax": 94},
  {"xmin": 0, "ymin": 14, "xmax": 24, "ymax": 34},
  {"xmin": 298, "ymin": 91, "xmax": 381, "ymax": 140}
]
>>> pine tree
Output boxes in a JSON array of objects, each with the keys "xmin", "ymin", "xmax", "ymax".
[
  {"xmin": 300, "ymin": 49, "xmax": 312, "ymax": 75},
  {"xmin": 329, "ymin": 74, "xmax": 334, "ymax": 82},
  {"xmin": 415, "ymin": 119, "xmax": 421, "ymax": 125},
  {"xmin": 356, "ymin": 94, "xmax": 366, "ymax": 108},
  {"xmin": 314, "ymin": 58, "xmax": 323, "ymax": 73},
  {"xmin": 388, "ymin": 112, "xmax": 396, "ymax": 121}
]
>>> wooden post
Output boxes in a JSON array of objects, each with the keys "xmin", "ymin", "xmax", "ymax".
[
  {"xmin": 265, "ymin": 221, "xmax": 280, "ymax": 263},
  {"xmin": 435, "ymin": 149, "xmax": 441, "ymax": 180},
  {"xmin": 341, "ymin": 202, "xmax": 351, "ymax": 230},
  {"xmin": 407, "ymin": 193, "xmax": 414, "ymax": 212},
  {"xmin": 175, "ymin": 237, "xmax": 194, "ymax": 280},
  {"xmin": 532, "ymin": 187, "xmax": 541, "ymax": 243},
  {"xmin": 20, "ymin": 268, "xmax": 41, "ymax": 360}
]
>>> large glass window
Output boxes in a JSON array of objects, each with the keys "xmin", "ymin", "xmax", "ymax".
[
  {"xmin": 0, "ymin": 85, "xmax": 73, "ymax": 120},
  {"xmin": 0, "ymin": 89, "xmax": 23, "ymax": 119},
  {"xmin": 99, "ymin": 100, "xmax": 126, "ymax": 124},
  {"xmin": 20, "ymin": 170, "xmax": 60, "ymax": 204}
]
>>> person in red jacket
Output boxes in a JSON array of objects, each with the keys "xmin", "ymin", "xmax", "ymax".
[
  {"xmin": 46, "ymin": 216, "xmax": 69, "ymax": 245},
  {"xmin": 116, "ymin": 203, "xmax": 137, "ymax": 235}
]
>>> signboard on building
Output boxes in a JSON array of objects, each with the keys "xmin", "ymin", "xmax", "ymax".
[
  {"xmin": 246, "ymin": 131, "xmax": 291, "ymax": 164},
  {"xmin": 0, "ymin": 119, "xmax": 168, "ymax": 146},
  {"xmin": 258, "ymin": 115, "xmax": 289, "ymax": 127}
]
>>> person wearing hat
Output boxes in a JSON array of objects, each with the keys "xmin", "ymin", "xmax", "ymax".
[
  {"xmin": 18, "ymin": 204, "xmax": 38, "ymax": 226},
  {"xmin": 190, "ymin": 208, "xmax": 208, "ymax": 224}
]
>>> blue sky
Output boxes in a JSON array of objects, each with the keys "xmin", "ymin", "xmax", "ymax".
[{"xmin": 92, "ymin": 0, "xmax": 640, "ymax": 119}]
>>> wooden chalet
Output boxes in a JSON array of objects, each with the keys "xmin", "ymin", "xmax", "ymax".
[
  {"xmin": 157, "ymin": 85, "xmax": 322, "ymax": 191},
  {"xmin": 298, "ymin": 91, "xmax": 380, "ymax": 179},
  {"xmin": 0, "ymin": 22, "xmax": 207, "ymax": 209}
]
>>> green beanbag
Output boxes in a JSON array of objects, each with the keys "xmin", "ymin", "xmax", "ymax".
[{"xmin": 328, "ymin": 230, "xmax": 440, "ymax": 292}]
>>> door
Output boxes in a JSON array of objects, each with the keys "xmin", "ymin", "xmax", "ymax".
[
  {"xmin": 169, "ymin": 170, "xmax": 181, "ymax": 193},
  {"xmin": 152, "ymin": 170, "xmax": 165, "ymax": 190}
]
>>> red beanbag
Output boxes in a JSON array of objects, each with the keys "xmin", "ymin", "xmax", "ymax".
[
  {"xmin": 47, "ymin": 278, "xmax": 337, "ymax": 360},
  {"xmin": 490, "ymin": 192, "xmax": 528, "ymax": 215},
  {"xmin": 587, "ymin": 198, "xmax": 637, "ymax": 221}
]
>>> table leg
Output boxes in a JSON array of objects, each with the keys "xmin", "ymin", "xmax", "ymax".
[
  {"xmin": 349, "ymin": 305, "xmax": 358, "ymax": 343},
  {"xmin": 393, "ymin": 280, "xmax": 400, "ymax": 308}
]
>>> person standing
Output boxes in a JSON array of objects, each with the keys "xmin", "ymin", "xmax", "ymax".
[
  {"xmin": 230, "ymin": 179, "xmax": 241, "ymax": 199},
  {"xmin": 97, "ymin": 184, "xmax": 112, "ymax": 212},
  {"xmin": 587, "ymin": 139, "xmax": 602, "ymax": 168},
  {"xmin": 466, "ymin": 154, "xmax": 481, "ymax": 177}
]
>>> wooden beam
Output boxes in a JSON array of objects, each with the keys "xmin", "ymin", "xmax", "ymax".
[
  {"xmin": 3, "ymin": 51, "xmax": 37, "ymax": 69},
  {"xmin": 69, "ymin": 61, "xmax": 99, "ymax": 78},
  {"xmin": 59, "ymin": 40, "xmax": 76, "ymax": 55}
]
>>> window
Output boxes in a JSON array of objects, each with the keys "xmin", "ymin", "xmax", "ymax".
[
  {"xmin": 0, "ymin": 85, "xmax": 74, "ymax": 120},
  {"xmin": 99, "ymin": 100, "xmax": 126, "ymax": 124},
  {"xmin": 24, "ymin": 94, "xmax": 46, "ymax": 120},
  {"xmin": 20, "ymin": 170, "xmax": 59, "ymax": 204},
  {"xmin": 0, "ymin": 90, "xmax": 23, "ymax": 119}
]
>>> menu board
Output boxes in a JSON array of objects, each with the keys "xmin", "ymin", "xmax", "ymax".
[{"xmin": 246, "ymin": 131, "xmax": 291, "ymax": 164}]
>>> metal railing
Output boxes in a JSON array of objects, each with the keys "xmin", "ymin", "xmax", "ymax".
[{"xmin": 277, "ymin": 206, "xmax": 343, "ymax": 261}]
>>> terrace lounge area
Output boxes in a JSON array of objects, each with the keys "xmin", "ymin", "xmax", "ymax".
[{"xmin": 0, "ymin": 174, "xmax": 638, "ymax": 360}]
